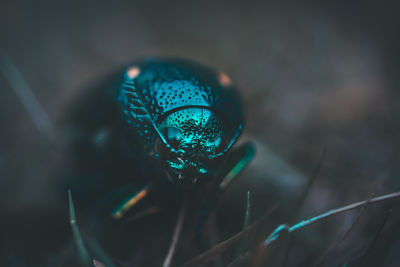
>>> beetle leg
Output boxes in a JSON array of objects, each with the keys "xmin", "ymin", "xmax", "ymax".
[
  {"xmin": 219, "ymin": 141, "xmax": 256, "ymax": 190},
  {"xmin": 111, "ymin": 183, "xmax": 153, "ymax": 219}
]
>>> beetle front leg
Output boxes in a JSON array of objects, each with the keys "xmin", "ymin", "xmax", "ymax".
[
  {"xmin": 218, "ymin": 141, "xmax": 256, "ymax": 190},
  {"xmin": 110, "ymin": 183, "xmax": 153, "ymax": 219}
]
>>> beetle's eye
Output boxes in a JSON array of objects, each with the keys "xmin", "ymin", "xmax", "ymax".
[
  {"xmin": 214, "ymin": 136, "xmax": 222, "ymax": 148},
  {"xmin": 214, "ymin": 136, "xmax": 228, "ymax": 154},
  {"xmin": 165, "ymin": 127, "xmax": 182, "ymax": 148}
]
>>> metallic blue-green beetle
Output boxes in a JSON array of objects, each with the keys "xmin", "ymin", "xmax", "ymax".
[
  {"xmin": 66, "ymin": 58, "xmax": 255, "ymax": 264},
  {"xmin": 114, "ymin": 58, "xmax": 254, "ymax": 185}
]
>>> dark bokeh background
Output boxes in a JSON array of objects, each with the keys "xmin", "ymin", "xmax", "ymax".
[{"xmin": 1, "ymin": 0, "xmax": 400, "ymax": 266}]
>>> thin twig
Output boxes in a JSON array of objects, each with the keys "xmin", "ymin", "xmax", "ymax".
[
  {"xmin": 358, "ymin": 209, "xmax": 392, "ymax": 266},
  {"xmin": 180, "ymin": 205, "xmax": 278, "ymax": 267},
  {"xmin": 283, "ymin": 146, "xmax": 326, "ymax": 266},
  {"xmin": 202, "ymin": 210, "xmax": 224, "ymax": 267},
  {"xmin": 291, "ymin": 145, "xmax": 326, "ymax": 223},
  {"xmin": 183, "ymin": 190, "xmax": 400, "ymax": 267},
  {"xmin": 163, "ymin": 191, "xmax": 188, "ymax": 267},
  {"xmin": 365, "ymin": 209, "xmax": 392, "ymax": 254},
  {"xmin": 240, "ymin": 190, "xmax": 251, "ymax": 254},
  {"xmin": 243, "ymin": 191, "xmax": 252, "ymax": 230},
  {"xmin": 313, "ymin": 195, "xmax": 372, "ymax": 266},
  {"xmin": 228, "ymin": 191, "xmax": 252, "ymax": 267},
  {"xmin": 264, "ymin": 190, "xmax": 400, "ymax": 247}
]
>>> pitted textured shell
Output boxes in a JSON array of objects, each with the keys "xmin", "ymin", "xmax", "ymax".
[{"xmin": 116, "ymin": 58, "xmax": 244, "ymax": 153}]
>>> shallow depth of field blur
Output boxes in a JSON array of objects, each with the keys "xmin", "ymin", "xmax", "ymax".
[{"xmin": 1, "ymin": 0, "xmax": 400, "ymax": 266}]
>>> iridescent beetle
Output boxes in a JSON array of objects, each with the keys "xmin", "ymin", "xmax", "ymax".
[
  {"xmin": 66, "ymin": 58, "xmax": 255, "ymax": 220},
  {"xmin": 113, "ymin": 58, "xmax": 254, "ymax": 187},
  {"xmin": 65, "ymin": 58, "xmax": 255, "ymax": 265}
]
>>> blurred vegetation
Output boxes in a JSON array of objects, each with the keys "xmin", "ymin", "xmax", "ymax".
[{"xmin": 1, "ymin": 0, "xmax": 400, "ymax": 266}]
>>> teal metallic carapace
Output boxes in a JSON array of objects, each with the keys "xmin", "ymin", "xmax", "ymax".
[{"xmin": 115, "ymin": 58, "xmax": 246, "ymax": 184}]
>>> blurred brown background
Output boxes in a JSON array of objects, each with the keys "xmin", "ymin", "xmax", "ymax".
[{"xmin": 1, "ymin": 0, "xmax": 400, "ymax": 266}]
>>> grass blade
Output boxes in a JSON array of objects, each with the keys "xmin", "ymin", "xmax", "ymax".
[
  {"xmin": 262, "ymin": 190, "xmax": 400, "ymax": 250},
  {"xmin": 181, "ymin": 204, "xmax": 278, "ymax": 267},
  {"xmin": 0, "ymin": 50, "xmax": 55, "ymax": 140},
  {"xmin": 68, "ymin": 189, "xmax": 91, "ymax": 266}
]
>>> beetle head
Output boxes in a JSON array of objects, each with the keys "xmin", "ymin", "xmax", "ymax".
[{"xmin": 153, "ymin": 107, "xmax": 229, "ymax": 184}]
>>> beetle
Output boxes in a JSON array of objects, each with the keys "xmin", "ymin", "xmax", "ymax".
[
  {"xmin": 112, "ymin": 58, "xmax": 254, "ymax": 186},
  {"xmin": 65, "ymin": 57, "xmax": 254, "ymax": 219},
  {"xmin": 64, "ymin": 58, "xmax": 255, "ymax": 265}
]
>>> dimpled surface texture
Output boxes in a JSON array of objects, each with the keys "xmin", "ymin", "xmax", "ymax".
[{"xmin": 117, "ymin": 58, "xmax": 244, "ymax": 151}]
